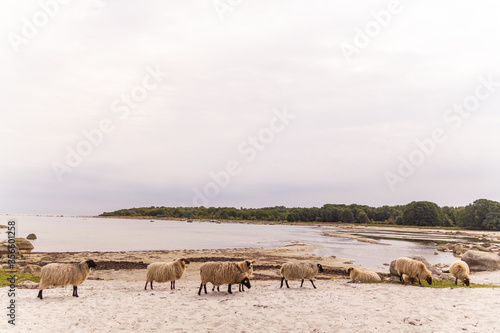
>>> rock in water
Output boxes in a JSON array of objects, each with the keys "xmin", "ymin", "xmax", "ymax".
[{"xmin": 462, "ymin": 250, "xmax": 500, "ymax": 271}]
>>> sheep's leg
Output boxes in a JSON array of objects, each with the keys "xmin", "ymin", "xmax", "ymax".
[
  {"xmin": 144, "ymin": 281, "xmax": 148, "ymax": 290},
  {"xmin": 37, "ymin": 290, "xmax": 43, "ymax": 299},
  {"xmin": 171, "ymin": 280, "xmax": 175, "ymax": 290},
  {"xmin": 239, "ymin": 284, "xmax": 245, "ymax": 292},
  {"xmin": 455, "ymin": 278, "xmax": 458, "ymax": 285},
  {"xmin": 280, "ymin": 277, "xmax": 284, "ymax": 288},
  {"xmin": 399, "ymin": 274, "xmax": 404, "ymax": 283},
  {"xmin": 300, "ymin": 279, "xmax": 304, "ymax": 287},
  {"xmin": 228, "ymin": 284, "xmax": 233, "ymax": 294},
  {"xmin": 285, "ymin": 279, "xmax": 290, "ymax": 288},
  {"xmin": 72, "ymin": 286, "xmax": 78, "ymax": 297},
  {"xmin": 418, "ymin": 279, "xmax": 422, "ymax": 285},
  {"xmin": 310, "ymin": 280, "xmax": 317, "ymax": 289},
  {"xmin": 150, "ymin": 281, "xmax": 153, "ymax": 290},
  {"xmin": 198, "ymin": 283, "xmax": 206, "ymax": 295}
]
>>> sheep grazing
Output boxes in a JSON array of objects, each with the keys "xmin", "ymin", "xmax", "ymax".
[
  {"xmin": 280, "ymin": 262, "xmax": 324, "ymax": 289},
  {"xmin": 347, "ymin": 267, "xmax": 381, "ymax": 283},
  {"xmin": 199, "ymin": 262, "xmax": 251, "ymax": 295},
  {"xmin": 395, "ymin": 257, "xmax": 432, "ymax": 285},
  {"xmin": 449, "ymin": 261, "xmax": 470, "ymax": 286},
  {"xmin": 37, "ymin": 259, "xmax": 97, "ymax": 299},
  {"xmin": 211, "ymin": 259, "xmax": 254, "ymax": 293},
  {"xmin": 144, "ymin": 258, "xmax": 190, "ymax": 290}
]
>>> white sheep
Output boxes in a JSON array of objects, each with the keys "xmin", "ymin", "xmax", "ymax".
[
  {"xmin": 199, "ymin": 262, "xmax": 251, "ymax": 295},
  {"xmin": 347, "ymin": 267, "xmax": 381, "ymax": 283},
  {"xmin": 395, "ymin": 257, "xmax": 432, "ymax": 285},
  {"xmin": 144, "ymin": 257, "xmax": 190, "ymax": 290},
  {"xmin": 37, "ymin": 259, "xmax": 97, "ymax": 299},
  {"xmin": 449, "ymin": 260, "xmax": 470, "ymax": 286},
  {"xmin": 211, "ymin": 260, "xmax": 254, "ymax": 292},
  {"xmin": 279, "ymin": 262, "xmax": 324, "ymax": 289}
]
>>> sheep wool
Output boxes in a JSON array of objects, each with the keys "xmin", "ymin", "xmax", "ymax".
[
  {"xmin": 145, "ymin": 257, "xmax": 190, "ymax": 290},
  {"xmin": 449, "ymin": 261, "xmax": 470, "ymax": 286},
  {"xmin": 199, "ymin": 262, "xmax": 251, "ymax": 295},
  {"xmin": 280, "ymin": 262, "xmax": 324, "ymax": 289},
  {"xmin": 347, "ymin": 267, "xmax": 381, "ymax": 283},
  {"xmin": 37, "ymin": 259, "xmax": 97, "ymax": 299},
  {"xmin": 395, "ymin": 257, "xmax": 432, "ymax": 285}
]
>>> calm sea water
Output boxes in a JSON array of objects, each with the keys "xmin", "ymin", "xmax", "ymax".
[{"xmin": 1, "ymin": 215, "xmax": 457, "ymax": 271}]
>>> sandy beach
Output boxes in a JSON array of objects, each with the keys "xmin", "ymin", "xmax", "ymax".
[{"xmin": 2, "ymin": 243, "xmax": 500, "ymax": 332}]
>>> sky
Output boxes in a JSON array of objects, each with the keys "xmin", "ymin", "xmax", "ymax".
[{"xmin": 1, "ymin": 0, "xmax": 500, "ymax": 215}]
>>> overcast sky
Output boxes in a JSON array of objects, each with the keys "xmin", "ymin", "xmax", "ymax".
[{"xmin": 1, "ymin": 0, "xmax": 500, "ymax": 215}]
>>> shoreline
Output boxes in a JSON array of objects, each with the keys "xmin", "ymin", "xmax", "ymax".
[{"xmin": 3, "ymin": 245, "xmax": 500, "ymax": 332}]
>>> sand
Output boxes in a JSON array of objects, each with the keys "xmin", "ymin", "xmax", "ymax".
[{"xmin": 2, "ymin": 244, "xmax": 500, "ymax": 332}]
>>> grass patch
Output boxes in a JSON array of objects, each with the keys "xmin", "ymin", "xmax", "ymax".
[{"xmin": 0, "ymin": 269, "xmax": 40, "ymax": 287}]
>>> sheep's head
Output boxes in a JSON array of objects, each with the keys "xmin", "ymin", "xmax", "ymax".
[
  {"xmin": 317, "ymin": 264, "xmax": 324, "ymax": 273},
  {"xmin": 86, "ymin": 259, "xmax": 97, "ymax": 269},
  {"xmin": 244, "ymin": 260, "xmax": 253, "ymax": 269},
  {"xmin": 240, "ymin": 277, "xmax": 251, "ymax": 289},
  {"xmin": 179, "ymin": 258, "xmax": 190, "ymax": 264},
  {"xmin": 463, "ymin": 277, "xmax": 470, "ymax": 286},
  {"xmin": 346, "ymin": 267, "xmax": 353, "ymax": 274},
  {"xmin": 426, "ymin": 276, "xmax": 433, "ymax": 285}
]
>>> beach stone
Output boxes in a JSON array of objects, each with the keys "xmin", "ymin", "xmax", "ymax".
[
  {"xmin": 19, "ymin": 264, "xmax": 41, "ymax": 276},
  {"xmin": 436, "ymin": 246, "xmax": 448, "ymax": 252},
  {"xmin": 0, "ymin": 242, "xmax": 20, "ymax": 258},
  {"xmin": 15, "ymin": 238, "xmax": 34, "ymax": 253},
  {"xmin": 26, "ymin": 233, "xmax": 37, "ymax": 240},
  {"xmin": 461, "ymin": 250, "xmax": 500, "ymax": 271},
  {"xmin": 16, "ymin": 280, "xmax": 39, "ymax": 289}
]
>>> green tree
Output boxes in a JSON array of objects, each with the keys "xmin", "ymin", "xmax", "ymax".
[
  {"xmin": 403, "ymin": 201, "xmax": 445, "ymax": 226},
  {"xmin": 340, "ymin": 209, "xmax": 354, "ymax": 223},
  {"xmin": 457, "ymin": 199, "xmax": 500, "ymax": 230}
]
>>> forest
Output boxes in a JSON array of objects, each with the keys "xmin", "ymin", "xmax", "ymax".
[{"xmin": 100, "ymin": 199, "xmax": 500, "ymax": 230}]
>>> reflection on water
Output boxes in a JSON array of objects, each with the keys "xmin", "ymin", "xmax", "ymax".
[{"xmin": 1, "ymin": 215, "xmax": 457, "ymax": 271}]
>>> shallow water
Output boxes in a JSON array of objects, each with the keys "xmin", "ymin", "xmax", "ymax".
[{"xmin": 1, "ymin": 215, "xmax": 457, "ymax": 270}]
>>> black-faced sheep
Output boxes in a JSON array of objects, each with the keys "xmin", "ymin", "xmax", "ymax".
[
  {"xmin": 449, "ymin": 260, "xmax": 470, "ymax": 286},
  {"xmin": 212, "ymin": 259, "xmax": 254, "ymax": 292},
  {"xmin": 199, "ymin": 262, "xmax": 251, "ymax": 295},
  {"xmin": 280, "ymin": 262, "xmax": 324, "ymax": 289},
  {"xmin": 144, "ymin": 257, "xmax": 190, "ymax": 290},
  {"xmin": 37, "ymin": 259, "xmax": 97, "ymax": 299},
  {"xmin": 395, "ymin": 257, "xmax": 432, "ymax": 285},
  {"xmin": 347, "ymin": 267, "xmax": 381, "ymax": 283}
]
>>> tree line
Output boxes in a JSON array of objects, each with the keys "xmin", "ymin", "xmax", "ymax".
[{"xmin": 99, "ymin": 199, "xmax": 500, "ymax": 230}]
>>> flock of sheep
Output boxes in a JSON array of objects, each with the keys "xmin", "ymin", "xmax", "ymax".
[{"xmin": 35, "ymin": 256, "xmax": 471, "ymax": 299}]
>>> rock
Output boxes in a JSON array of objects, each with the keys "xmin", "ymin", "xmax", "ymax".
[
  {"xmin": 19, "ymin": 264, "xmax": 41, "ymax": 276},
  {"xmin": 436, "ymin": 246, "xmax": 448, "ymax": 252},
  {"xmin": 16, "ymin": 280, "xmax": 39, "ymax": 289},
  {"xmin": 15, "ymin": 238, "xmax": 34, "ymax": 253},
  {"xmin": 462, "ymin": 250, "xmax": 500, "ymax": 271},
  {"xmin": 26, "ymin": 233, "xmax": 37, "ymax": 240},
  {"xmin": 0, "ymin": 242, "xmax": 20, "ymax": 258}
]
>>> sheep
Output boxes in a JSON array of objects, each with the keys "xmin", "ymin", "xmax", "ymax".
[
  {"xmin": 211, "ymin": 259, "xmax": 254, "ymax": 292},
  {"xmin": 395, "ymin": 257, "xmax": 432, "ymax": 285},
  {"xmin": 279, "ymin": 262, "xmax": 324, "ymax": 289},
  {"xmin": 347, "ymin": 267, "xmax": 381, "ymax": 283},
  {"xmin": 144, "ymin": 257, "xmax": 190, "ymax": 290},
  {"xmin": 449, "ymin": 260, "xmax": 470, "ymax": 286},
  {"xmin": 199, "ymin": 262, "xmax": 251, "ymax": 295},
  {"xmin": 37, "ymin": 259, "xmax": 97, "ymax": 299}
]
